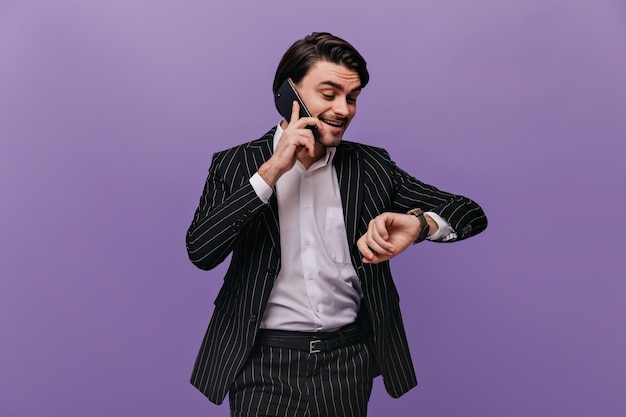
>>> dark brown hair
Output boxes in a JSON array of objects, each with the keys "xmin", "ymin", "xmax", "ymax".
[{"xmin": 272, "ymin": 32, "xmax": 369, "ymax": 94}]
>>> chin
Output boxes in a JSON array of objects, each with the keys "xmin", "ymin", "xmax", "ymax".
[{"xmin": 318, "ymin": 131, "xmax": 345, "ymax": 147}]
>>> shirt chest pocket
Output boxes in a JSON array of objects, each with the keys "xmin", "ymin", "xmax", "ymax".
[{"xmin": 323, "ymin": 207, "xmax": 351, "ymax": 264}]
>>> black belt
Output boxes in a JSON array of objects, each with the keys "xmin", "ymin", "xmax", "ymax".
[{"xmin": 257, "ymin": 321, "xmax": 372, "ymax": 354}]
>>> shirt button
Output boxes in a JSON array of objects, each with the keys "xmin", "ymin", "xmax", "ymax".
[
  {"xmin": 303, "ymin": 205, "xmax": 309, "ymax": 211},
  {"xmin": 305, "ymin": 240, "xmax": 310, "ymax": 246},
  {"xmin": 309, "ymin": 273, "xmax": 314, "ymax": 280}
]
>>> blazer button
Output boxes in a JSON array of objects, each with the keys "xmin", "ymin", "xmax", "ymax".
[{"xmin": 249, "ymin": 314, "xmax": 257, "ymax": 322}]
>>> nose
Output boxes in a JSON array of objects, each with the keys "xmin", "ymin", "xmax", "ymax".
[{"xmin": 332, "ymin": 97, "xmax": 350, "ymax": 117}]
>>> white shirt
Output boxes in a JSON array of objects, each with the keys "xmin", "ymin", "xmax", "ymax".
[{"xmin": 249, "ymin": 125, "xmax": 453, "ymax": 331}]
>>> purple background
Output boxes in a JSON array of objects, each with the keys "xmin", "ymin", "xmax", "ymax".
[{"xmin": 1, "ymin": 0, "xmax": 625, "ymax": 416}]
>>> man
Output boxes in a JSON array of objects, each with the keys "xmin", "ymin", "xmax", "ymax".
[{"xmin": 186, "ymin": 32, "xmax": 487, "ymax": 417}]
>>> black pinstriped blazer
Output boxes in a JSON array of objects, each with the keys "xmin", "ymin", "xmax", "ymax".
[{"xmin": 186, "ymin": 127, "xmax": 487, "ymax": 404}]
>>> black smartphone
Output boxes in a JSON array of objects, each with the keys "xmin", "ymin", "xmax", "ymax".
[{"xmin": 274, "ymin": 79, "xmax": 318, "ymax": 133}]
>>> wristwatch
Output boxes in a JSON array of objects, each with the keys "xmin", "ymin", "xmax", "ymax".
[{"xmin": 407, "ymin": 208, "xmax": 430, "ymax": 244}]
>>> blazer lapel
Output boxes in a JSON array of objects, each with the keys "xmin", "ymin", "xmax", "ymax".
[{"xmin": 334, "ymin": 142, "xmax": 363, "ymax": 248}]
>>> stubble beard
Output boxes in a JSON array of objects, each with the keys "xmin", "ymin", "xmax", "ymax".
[
  {"xmin": 316, "ymin": 118, "xmax": 349, "ymax": 148},
  {"xmin": 314, "ymin": 110, "xmax": 352, "ymax": 147},
  {"xmin": 317, "ymin": 129, "xmax": 344, "ymax": 147}
]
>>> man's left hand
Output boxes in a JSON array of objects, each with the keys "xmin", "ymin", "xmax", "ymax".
[{"xmin": 356, "ymin": 212, "xmax": 428, "ymax": 264}]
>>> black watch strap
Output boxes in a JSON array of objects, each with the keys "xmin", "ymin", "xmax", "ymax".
[{"xmin": 407, "ymin": 208, "xmax": 430, "ymax": 244}]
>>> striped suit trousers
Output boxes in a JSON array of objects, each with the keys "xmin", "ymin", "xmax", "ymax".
[{"xmin": 228, "ymin": 341, "xmax": 377, "ymax": 417}]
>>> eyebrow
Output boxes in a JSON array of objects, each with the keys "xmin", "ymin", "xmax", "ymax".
[{"xmin": 318, "ymin": 80, "xmax": 362, "ymax": 94}]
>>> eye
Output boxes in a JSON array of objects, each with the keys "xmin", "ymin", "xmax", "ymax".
[
  {"xmin": 322, "ymin": 93, "xmax": 335, "ymax": 100},
  {"xmin": 347, "ymin": 96, "xmax": 357, "ymax": 104}
]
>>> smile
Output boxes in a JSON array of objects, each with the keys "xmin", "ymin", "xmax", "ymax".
[{"xmin": 320, "ymin": 118, "xmax": 345, "ymax": 128}]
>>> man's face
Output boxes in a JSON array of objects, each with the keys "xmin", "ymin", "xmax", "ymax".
[{"xmin": 294, "ymin": 61, "xmax": 361, "ymax": 147}]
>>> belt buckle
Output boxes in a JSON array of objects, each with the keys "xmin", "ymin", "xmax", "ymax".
[{"xmin": 309, "ymin": 339, "xmax": 321, "ymax": 354}]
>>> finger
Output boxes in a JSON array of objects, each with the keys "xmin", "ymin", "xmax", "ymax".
[
  {"xmin": 296, "ymin": 116, "xmax": 324, "ymax": 132},
  {"xmin": 361, "ymin": 234, "xmax": 391, "ymax": 258},
  {"xmin": 358, "ymin": 234, "xmax": 394, "ymax": 264},
  {"xmin": 361, "ymin": 250, "xmax": 391, "ymax": 265},
  {"xmin": 372, "ymin": 214, "xmax": 390, "ymax": 240},
  {"xmin": 363, "ymin": 254, "xmax": 387, "ymax": 264},
  {"xmin": 367, "ymin": 219, "xmax": 394, "ymax": 253},
  {"xmin": 295, "ymin": 142, "xmax": 315, "ymax": 160},
  {"xmin": 289, "ymin": 101, "xmax": 300, "ymax": 125},
  {"xmin": 357, "ymin": 238, "xmax": 390, "ymax": 264},
  {"xmin": 292, "ymin": 128, "xmax": 316, "ymax": 157},
  {"xmin": 357, "ymin": 236, "xmax": 375, "ymax": 260}
]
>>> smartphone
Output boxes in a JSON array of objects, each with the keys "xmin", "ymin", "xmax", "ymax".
[{"xmin": 274, "ymin": 79, "xmax": 318, "ymax": 133}]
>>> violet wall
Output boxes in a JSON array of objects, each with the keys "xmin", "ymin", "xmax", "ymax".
[{"xmin": 1, "ymin": 1, "xmax": 625, "ymax": 416}]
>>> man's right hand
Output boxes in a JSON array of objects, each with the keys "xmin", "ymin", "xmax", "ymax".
[{"xmin": 258, "ymin": 101, "xmax": 324, "ymax": 187}]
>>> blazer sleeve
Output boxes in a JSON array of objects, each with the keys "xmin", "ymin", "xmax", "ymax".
[
  {"xmin": 388, "ymin": 153, "xmax": 488, "ymax": 241},
  {"xmin": 185, "ymin": 147, "xmax": 269, "ymax": 270}
]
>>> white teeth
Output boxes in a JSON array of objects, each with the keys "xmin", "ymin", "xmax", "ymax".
[{"xmin": 322, "ymin": 119, "xmax": 343, "ymax": 127}]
